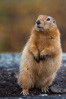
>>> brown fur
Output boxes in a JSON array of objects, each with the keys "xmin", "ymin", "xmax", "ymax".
[{"xmin": 18, "ymin": 15, "xmax": 62, "ymax": 95}]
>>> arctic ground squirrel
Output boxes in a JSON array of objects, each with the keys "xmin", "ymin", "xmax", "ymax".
[{"xmin": 18, "ymin": 15, "xmax": 62, "ymax": 95}]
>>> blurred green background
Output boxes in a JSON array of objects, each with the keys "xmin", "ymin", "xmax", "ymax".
[{"xmin": 0, "ymin": 0, "xmax": 66, "ymax": 52}]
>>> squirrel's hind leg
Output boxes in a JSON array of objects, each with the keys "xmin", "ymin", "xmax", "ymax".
[{"xmin": 18, "ymin": 63, "xmax": 34, "ymax": 95}]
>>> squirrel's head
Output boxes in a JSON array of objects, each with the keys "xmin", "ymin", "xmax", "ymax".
[{"xmin": 34, "ymin": 15, "xmax": 57, "ymax": 32}]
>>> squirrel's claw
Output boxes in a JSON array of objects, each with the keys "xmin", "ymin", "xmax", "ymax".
[
  {"xmin": 42, "ymin": 86, "xmax": 49, "ymax": 93},
  {"xmin": 34, "ymin": 56, "xmax": 40, "ymax": 63},
  {"xmin": 40, "ymin": 54, "xmax": 49, "ymax": 60},
  {"xmin": 20, "ymin": 89, "xmax": 29, "ymax": 95}
]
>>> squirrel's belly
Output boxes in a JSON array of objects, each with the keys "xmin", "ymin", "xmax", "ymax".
[{"xmin": 36, "ymin": 56, "xmax": 61, "ymax": 77}]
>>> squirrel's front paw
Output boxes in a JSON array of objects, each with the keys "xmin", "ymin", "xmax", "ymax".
[
  {"xmin": 32, "ymin": 50, "xmax": 40, "ymax": 63},
  {"xmin": 34, "ymin": 55, "xmax": 40, "ymax": 63},
  {"xmin": 40, "ymin": 50, "xmax": 49, "ymax": 60},
  {"xmin": 40, "ymin": 54, "xmax": 48, "ymax": 60}
]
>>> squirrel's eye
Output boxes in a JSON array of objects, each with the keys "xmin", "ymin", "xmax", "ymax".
[{"xmin": 46, "ymin": 18, "xmax": 50, "ymax": 21}]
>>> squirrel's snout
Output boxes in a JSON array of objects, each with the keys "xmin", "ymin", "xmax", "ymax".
[
  {"xmin": 36, "ymin": 20, "xmax": 42, "ymax": 29},
  {"xmin": 36, "ymin": 20, "xmax": 41, "ymax": 25}
]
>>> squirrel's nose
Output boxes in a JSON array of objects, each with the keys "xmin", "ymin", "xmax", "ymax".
[{"xmin": 36, "ymin": 20, "xmax": 41, "ymax": 25}]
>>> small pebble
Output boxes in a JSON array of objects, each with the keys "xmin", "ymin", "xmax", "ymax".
[
  {"xmin": 40, "ymin": 94, "xmax": 48, "ymax": 96},
  {"xmin": 59, "ymin": 94, "xmax": 61, "ymax": 96}
]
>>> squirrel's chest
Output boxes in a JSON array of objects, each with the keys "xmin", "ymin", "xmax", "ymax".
[
  {"xmin": 37, "ymin": 36, "xmax": 54, "ymax": 50},
  {"xmin": 37, "ymin": 39, "xmax": 49, "ymax": 51}
]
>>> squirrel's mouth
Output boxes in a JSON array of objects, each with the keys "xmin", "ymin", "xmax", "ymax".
[
  {"xmin": 35, "ymin": 26, "xmax": 44, "ymax": 32},
  {"xmin": 37, "ymin": 25, "xmax": 42, "ymax": 29},
  {"xmin": 35, "ymin": 23, "xmax": 42, "ymax": 29}
]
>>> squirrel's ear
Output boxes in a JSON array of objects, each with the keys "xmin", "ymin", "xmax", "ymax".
[{"xmin": 53, "ymin": 19, "xmax": 56, "ymax": 23}]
